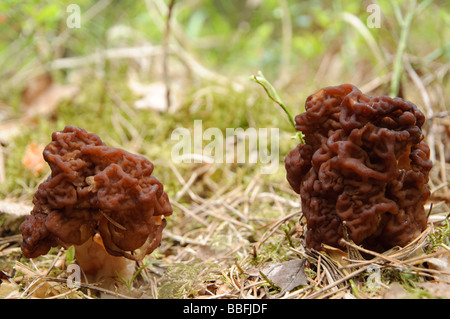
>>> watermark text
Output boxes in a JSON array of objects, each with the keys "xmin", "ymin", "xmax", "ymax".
[{"xmin": 171, "ymin": 120, "xmax": 279, "ymax": 174}]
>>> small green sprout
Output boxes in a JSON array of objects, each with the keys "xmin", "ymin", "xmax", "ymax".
[
  {"xmin": 427, "ymin": 214, "xmax": 450, "ymax": 253},
  {"xmin": 251, "ymin": 71, "xmax": 305, "ymax": 144}
]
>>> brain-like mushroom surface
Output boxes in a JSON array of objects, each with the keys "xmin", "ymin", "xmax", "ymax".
[
  {"xmin": 20, "ymin": 126, "xmax": 172, "ymax": 261},
  {"xmin": 285, "ymin": 84, "xmax": 432, "ymax": 252}
]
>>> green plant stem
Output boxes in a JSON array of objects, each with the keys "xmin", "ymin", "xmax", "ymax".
[
  {"xmin": 390, "ymin": 5, "xmax": 414, "ymax": 97},
  {"xmin": 259, "ymin": 270, "xmax": 281, "ymax": 292},
  {"xmin": 390, "ymin": 0, "xmax": 432, "ymax": 97},
  {"xmin": 251, "ymin": 71, "xmax": 296, "ymax": 130},
  {"xmin": 251, "ymin": 71, "xmax": 304, "ymax": 143}
]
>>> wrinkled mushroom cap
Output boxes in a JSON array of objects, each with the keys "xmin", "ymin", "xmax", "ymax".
[
  {"xmin": 20, "ymin": 126, "xmax": 172, "ymax": 260},
  {"xmin": 285, "ymin": 84, "xmax": 432, "ymax": 252}
]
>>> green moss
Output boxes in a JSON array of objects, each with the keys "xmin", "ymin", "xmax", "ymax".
[{"xmin": 158, "ymin": 260, "xmax": 221, "ymax": 298}]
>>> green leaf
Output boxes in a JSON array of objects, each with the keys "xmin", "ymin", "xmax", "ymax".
[{"xmin": 65, "ymin": 245, "xmax": 76, "ymax": 265}]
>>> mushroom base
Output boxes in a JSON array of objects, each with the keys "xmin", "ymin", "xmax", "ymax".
[{"xmin": 74, "ymin": 234, "xmax": 135, "ymax": 286}]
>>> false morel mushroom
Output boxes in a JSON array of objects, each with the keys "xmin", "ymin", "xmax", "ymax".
[
  {"xmin": 285, "ymin": 84, "xmax": 432, "ymax": 252},
  {"xmin": 20, "ymin": 126, "xmax": 172, "ymax": 279}
]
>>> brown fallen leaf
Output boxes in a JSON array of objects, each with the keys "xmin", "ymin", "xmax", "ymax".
[
  {"xmin": 0, "ymin": 14, "xmax": 7, "ymax": 24},
  {"xmin": 13, "ymin": 261, "xmax": 62, "ymax": 298},
  {"xmin": 416, "ymin": 282, "xmax": 450, "ymax": 298},
  {"xmin": 0, "ymin": 281, "xmax": 20, "ymax": 299},
  {"xmin": 22, "ymin": 73, "xmax": 79, "ymax": 118},
  {"xmin": 0, "ymin": 269, "xmax": 10, "ymax": 280},
  {"xmin": 424, "ymin": 254, "xmax": 450, "ymax": 283},
  {"xmin": 21, "ymin": 73, "xmax": 53, "ymax": 106},
  {"xmin": 262, "ymin": 259, "xmax": 307, "ymax": 293},
  {"xmin": 22, "ymin": 142, "xmax": 46, "ymax": 177}
]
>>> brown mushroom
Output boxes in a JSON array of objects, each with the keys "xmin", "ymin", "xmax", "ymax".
[
  {"xmin": 285, "ymin": 84, "xmax": 432, "ymax": 252},
  {"xmin": 20, "ymin": 126, "xmax": 172, "ymax": 283}
]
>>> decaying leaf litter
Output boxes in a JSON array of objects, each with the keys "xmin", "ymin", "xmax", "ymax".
[{"xmin": 1, "ymin": 1, "xmax": 450, "ymax": 299}]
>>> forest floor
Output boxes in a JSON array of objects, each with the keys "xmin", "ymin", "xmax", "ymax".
[{"xmin": 0, "ymin": 0, "xmax": 449, "ymax": 299}]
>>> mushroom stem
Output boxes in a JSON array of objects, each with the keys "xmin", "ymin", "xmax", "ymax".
[{"xmin": 74, "ymin": 234, "xmax": 135, "ymax": 288}]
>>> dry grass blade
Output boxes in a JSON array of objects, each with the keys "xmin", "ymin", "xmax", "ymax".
[
  {"xmin": 255, "ymin": 211, "xmax": 301, "ymax": 251},
  {"xmin": 99, "ymin": 209, "xmax": 127, "ymax": 231}
]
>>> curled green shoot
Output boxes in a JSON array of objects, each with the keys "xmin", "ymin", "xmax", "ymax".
[{"xmin": 251, "ymin": 71, "xmax": 304, "ymax": 143}]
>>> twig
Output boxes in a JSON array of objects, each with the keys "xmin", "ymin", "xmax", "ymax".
[
  {"xmin": 339, "ymin": 239, "xmax": 404, "ymax": 266},
  {"xmin": 170, "ymin": 200, "xmax": 209, "ymax": 227},
  {"xmin": 50, "ymin": 45, "xmax": 163, "ymax": 70},
  {"xmin": 305, "ymin": 266, "xmax": 367, "ymax": 299},
  {"xmin": 39, "ymin": 277, "xmax": 134, "ymax": 299},
  {"xmin": 45, "ymin": 288, "xmax": 80, "ymax": 299},
  {"xmin": 403, "ymin": 57, "xmax": 433, "ymax": 117},
  {"xmin": 163, "ymin": 0, "xmax": 176, "ymax": 111},
  {"xmin": 45, "ymin": 247, "xmax": 64, "ymax": 276},
  {"xmin": 164, "ymin": 230, "xmax": 207, "ymax": 246},
  {"xmin": 403, "ymin": 56, "xmax": 436, "ymax": 161},
  {"xmin": 276, "ymin": 0, "xmax": 292, "ymax": 88},
  {"xmin": 0, "ymin": 145, "xmax": 5, "ymax": 183}
]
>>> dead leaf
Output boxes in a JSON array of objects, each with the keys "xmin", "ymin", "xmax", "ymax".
[
  {"xmin": 215, "ymin": 282, "xmax": 233, "ymax": 296},
  {"xmin": 22, "ymin": 73, "xmax": 79, "ymax": 118},
  {"xmin": 425, "ymin": 254, "xmax": 450, "ymax": 282},
  {"xmin": 244, "ymin": 267, "xmax": 260, "ymax": 277},
  {"xmin": 127, "ymin": 75, "xmax": 181, "ymax": 112},
  {"xmin": 382, "ymin": 282, "xmax": 408, "ymax": 299},
  {"xmin": 22, "ymin": 142, "xmax": 46, "ymax": 177},
  {"xmin": 22, "ymin": 73, "xmax": 53, "ymax": 106},
  {"xmin": 0, "ymin": 200, "xmax": 32, "ymax": 216},
  {"xmin": 209, "ymin": 278, "xmax": 233, "ymax": 296},
  {"xmin": 0, "ymin": 14, "xmax": 7, "ymax": 24},
  {"xmin": 0, "ymin": 281, "xmax": 20, "ymax": 298},
  {"xmin": 0, "ymin": 121, "xmax": 21, "ymax": 144},
  {"xmin": 416, "ymin": 282, "xmax": 450, "ymax": 298},
  {"xmin": 13, "ymin": 262, "xmax": 61, "ymax": 298},
  {"xmin": 322, "ymin": 244, "xmax": 351, "ymax": 266},
  {"xmin": 262, "ymin": 259, "xmax": 307, "ymax": 293},
  {"xmin": 0, "ymin": 269, "xmax": 10, "ymax": 280}
]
